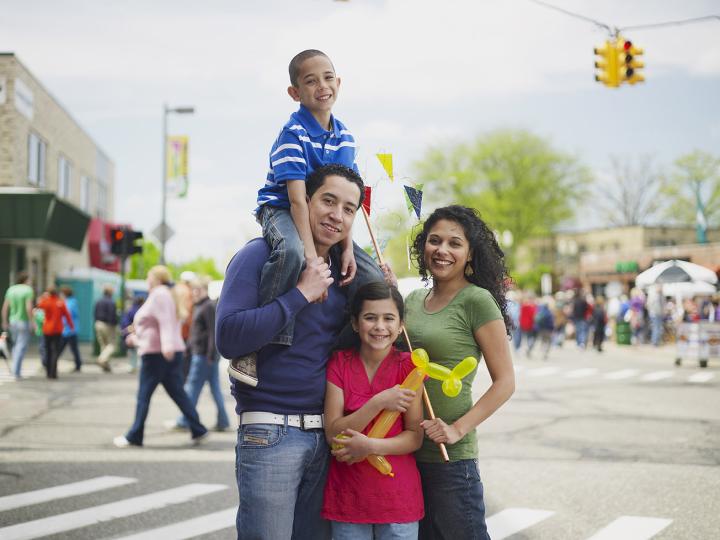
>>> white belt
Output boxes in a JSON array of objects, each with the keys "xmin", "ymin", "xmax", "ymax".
[{"xmin": 239, "ymin": 411, "xmax": 324, "ymax": 430}]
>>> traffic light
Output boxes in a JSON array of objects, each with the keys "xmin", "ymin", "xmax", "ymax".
[
  {"xmin": 594, "ymin": 40, "xmax": 619, "ymax": 88},
  {"xmin": 618, "ymin": 38, "xmax": 645, "ymax": 85},
  {"xmin": 110, "ymin": 227, "xmax": 125, "ymax": 255},
  {"xmin": 109, "ymin": 226, "xmax": 143, "ymax": 257}
]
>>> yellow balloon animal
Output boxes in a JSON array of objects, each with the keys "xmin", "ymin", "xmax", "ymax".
[{"xmin": 333, "ymin": 349, "xmax": 477, "ymax": 477}]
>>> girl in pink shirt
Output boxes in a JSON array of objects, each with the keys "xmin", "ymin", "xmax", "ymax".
[{"xmin": 323, "ymin": 282, "xmax": 424, "ymax": 539}]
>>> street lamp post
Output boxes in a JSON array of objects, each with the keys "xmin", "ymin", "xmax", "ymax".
[{"xmin": 160, "ymin": 104, "xmax": 194, "ymax": 264}]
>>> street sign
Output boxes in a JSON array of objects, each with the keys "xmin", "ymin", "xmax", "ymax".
[{"xmin": 152, "ymin": 222, "xmax": 174, "ymax": 243}]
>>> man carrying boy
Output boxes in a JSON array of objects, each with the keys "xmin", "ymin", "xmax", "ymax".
[
  {"xmin": 229, "ymin": 49, "xmax": 379, "ymax": 386},
  {"xmin": 217, "ymin": 164, "xmax": 372, "ymax": 539}
]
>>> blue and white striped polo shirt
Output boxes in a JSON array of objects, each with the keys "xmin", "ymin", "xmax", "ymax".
[{"xmin": 256, "ymin": 104, "xmax": 358, "ymax": 212}]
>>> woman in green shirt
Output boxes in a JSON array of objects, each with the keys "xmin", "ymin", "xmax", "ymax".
[{"xmin": 404, "ymin": 205, "xmax": 515, "ymax": 540}]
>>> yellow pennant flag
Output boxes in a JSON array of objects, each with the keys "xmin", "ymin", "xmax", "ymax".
[{"xmin": 376, "ymin": 153, "xmax": 394, "ymax": 181}]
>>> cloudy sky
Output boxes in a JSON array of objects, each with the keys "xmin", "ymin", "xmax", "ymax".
[{"xmin": 2, "ymin": 0, "xmax": 719, "ymax": 269}]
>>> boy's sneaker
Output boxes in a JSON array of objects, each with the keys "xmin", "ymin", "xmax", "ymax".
[{"xmin": 228, "ymin": 353, "xmax": 258, "ymax": 387}]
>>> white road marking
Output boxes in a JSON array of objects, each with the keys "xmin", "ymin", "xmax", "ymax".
[
  {"xmin": 486, "ymin": 507, "xmax": 555, "ymax": 539},
  {"xmin": 525, "ymin": 366, "xmax": 561, "ymax": 377},
  {"xmin": 116, "ymin": 507, "xmax": 237, "ymax": 539},
  {"xmin": 586, "ymin": 515, "xmax": 673, "ymax": 540},
  {"xmin": 687, "ymin": 372, "xmax": 714, "ymax": 383},
  {"xmin": 640, "ymin": 371, "xmax": 674, "ymax": 382},
  {"xmin": 604, "ymin": 369, "xmax": 640, "ymax": 380},
  {"xmin": 0, "ymin": 476, "xmax": 137, "ymax": 512},
  {"xmin": 565, "ymin": 368, "xmax": 599, "ymax": 378},
  {"xmin": 0, "ymin": 483, "xmax": 227, "ymax": 540}
]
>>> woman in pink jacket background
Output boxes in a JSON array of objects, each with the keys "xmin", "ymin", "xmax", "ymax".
[{"xmin": 114, "ymin": 265, "xmax": 208, "ymax": 447}]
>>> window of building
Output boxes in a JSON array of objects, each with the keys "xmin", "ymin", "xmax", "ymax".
[
  {"xmin": 58, "ymin": 155, "xmax": 72, "ymax": 198},
  {"xmin": 27, "ymin": 132, "xmax": 47, "ymax": 186},
  {"xmin": 96, "ymin": 180, "xmax": 107, "ymax": 219},
  {"xmin": 80, "ymin": 176, "xmax": 91, "ymax": 212}
]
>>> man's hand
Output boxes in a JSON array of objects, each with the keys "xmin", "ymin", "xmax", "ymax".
[
  {"xmin": 371, "ymin": 384, "xmax": 416, "ymax": 413},
  {"xmin": 297, "ymin": 257, "xmax": 333, "ymax": 303},
  {"xmin": 339, "ymin": 248, "xmax": 357, "ymax": 287}
]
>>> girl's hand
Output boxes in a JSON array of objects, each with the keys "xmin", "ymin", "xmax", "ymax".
[
  {"xmin": 421, "ymin": 418, "xmax": 463, "ymax": 445},
  {"xmin": 331, "ymin": 429, "xmax": 374, "ymax": 463},
  {"xmin": 372, "ymin": 385, "xmax": 416, "ymax": 413},
  {"xmin": 380, "ymin": 262, "xmax": 398, "ymax": 288}
]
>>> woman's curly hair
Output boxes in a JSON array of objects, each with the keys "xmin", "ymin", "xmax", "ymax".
[{"xmin": 410, "ymin": 205, "xmax": 512, "ymax": 336}]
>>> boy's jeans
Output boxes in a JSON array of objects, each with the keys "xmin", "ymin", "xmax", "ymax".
[
  {"xmin": 9, "ymin": 321, "xmax": 30, "ymax": 377},
  {"xmin": 177, "ymin": 353, "xmax": 230, "ymax": 429},
  {"xmin": 259, "ymin": 206, "xmax": 383, "ymax": 346},
  {"xmin": 235, "ymin": 423, "xmax": 330, "ymax": 539}
]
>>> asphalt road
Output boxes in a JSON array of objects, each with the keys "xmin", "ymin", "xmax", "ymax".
[{"xmin": 0, "ymin": 341, "xmax": 718, "ymax": 539}]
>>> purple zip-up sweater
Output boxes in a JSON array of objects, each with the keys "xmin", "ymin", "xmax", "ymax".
[{"xmin": 216, "ymin": 238, "xmax": 347, "ymax": 415}]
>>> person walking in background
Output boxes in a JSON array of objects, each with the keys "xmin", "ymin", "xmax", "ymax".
[
  {"xmin": 121, "ymin": 296, "xmax": 144, "ymax": 373},
  {"xmin": 506, "ymin": 290, "xmax": 521, "ymax": 352},
  {"xmin": 591, "ymin": 296, "xmax": 608, "ymax": 352},
  {"xmin": 167, "ymin": 276, "xmax": 230, "ymax": 432},
  {"xmin": 58, "ymin": 286, "xmax": 82, "ymax": 372},
  {"xmin": 519, "ymin": 292, "xmax": 537, "ymax": 357},
  {"xmin": 1, "ymin": 271, "xmax": 35, "ymax": 380},
  {"xmin": 37, "ymin": 286, "xmax": 73, "ymax": 379},
  {"xmin": 629, "ymin": 288, "xmax": 646, "ymax": 344},
  {"xmin": 531, "ymin": 297, "xmax": 555, "ymax": 360},
  {"xmin": 114, "ymin": 265, "xmax": 207, "ymax": 448},
  {"xmin": 94, "ymin": 286, "xmax": 118, "ymax": 372},
  {"xmin": 176, "ymin": 271, "xmax": 195, "ymax": 379},
  {"xmin": 647, "ymin": 284, "xmax": 665, "ymax": 347},
  {"xmin": 571, "ymin": 288, "xmax": 590, "ymax": 349}
]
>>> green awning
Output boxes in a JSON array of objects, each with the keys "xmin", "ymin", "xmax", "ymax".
[{"xmin": 0, "ymin": 191, "xmax": 90, "ymax": 251}]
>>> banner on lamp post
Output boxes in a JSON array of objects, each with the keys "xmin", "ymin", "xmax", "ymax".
[{"xmin": 166, "ymin": 135, "xmax": 189, "ymax": 198}]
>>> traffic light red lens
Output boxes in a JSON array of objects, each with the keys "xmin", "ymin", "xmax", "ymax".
[{"xmin": 114, "ymin": 231, "xmax": 124, "ymax": 240}]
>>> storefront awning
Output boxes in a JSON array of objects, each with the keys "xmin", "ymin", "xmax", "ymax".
[{"xmin": 0, "ymin": 190, "xmax": 90, "ymax": 251}]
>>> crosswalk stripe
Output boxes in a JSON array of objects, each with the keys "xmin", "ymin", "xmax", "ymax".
[
  {"xmin": 0, "ymin": 483, "xmax": 227, "ymax": 540},
  {"xmin": 565, "ymin": 368, "xmax": 599, "ymax": 378},
  {"xmin": 525, "ymin": 366, "xmax": 560, "ymax": 377},
  {"xmin": 0, "ymin": 476, "xmax": 137, "ymax": 512},
  {"xmin": 640, "ymin": 371, "xmax": 674, "ymax": 382},
  {"xmin": 116, "ymin": 507, "xmax": 236, "ymax": 539},
  {"xmin": 687, "ymin": 372, "xmax": 714, "ymax": 383},
  {"xmin": 586, "ymin": 515, "xmax": 672, "ymax": 539},
  {"xmin": 604, "ymin": 369, "xmax": 640, "ymax": 380},
  {"xmin": 486, "ymin": 507, "xmax": 555, "ymax": 539}
]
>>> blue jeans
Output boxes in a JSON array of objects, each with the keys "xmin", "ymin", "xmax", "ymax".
[
  {"xmin": 331, "ymin": 521, "xmax": 418, "ymax": 540},
  {"xmin": 59, "ymin": 334, "xmax": 82, "ymax": 370},
  {"xmin": 650, "ymin": 315, "xmax": 663, "ymax": 346},
  {"xmin": 125, "ymin": 352, "xmax": 207, "ymax": 445},
  {"xmin": 176, "ymin": 354, "xmax": 230, "ymax": 429},
  {"xmin": 417, "ymin": 459, "xmax": 489, "ymax": 540},
  {"xmin": 574, "ymin": 319, "xmax": 588, "ymax": 348},
  {"xmin": 235, "ymin": 422, "xmax": 330, "ymax": 539},
  {"xmin": 259, "ymin": 206, "xmax": 382, "ymax": 345},
  {"xmin": 9, "ymin": 321, "xmax": 30, "ymax": 377}
]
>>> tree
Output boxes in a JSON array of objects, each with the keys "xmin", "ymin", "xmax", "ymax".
[
  {"xmin": 127, "ymin": 239, "xmax": 223, "ymax": 280},
  {"xmin": 412, "ymin": 129, "xmax": 592, "ymax": 266},
  {"xmin": 661, "ymin": 150, "xmax": 720, "ymax": 229},
  {"xmin": 597, "ymin": 155, "xmax": 663, "ymax": 226}
]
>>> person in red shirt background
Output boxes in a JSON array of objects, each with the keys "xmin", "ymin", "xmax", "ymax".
[
  {"xmin": 37, "ymin": 286, "xmax": 73, "ymax": 379},
  {"xmin": 519, "ymin": 293, "xmax": 538, "ymax": 357}
]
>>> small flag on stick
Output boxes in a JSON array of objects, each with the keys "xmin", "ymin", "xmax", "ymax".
[
  {"xmin": 363, "ymin": 186, "xmax": 372, "ymax": 216},
  {"xmin": 403, "ymin": 184, "xmax": 423, "ymax": 219},
  {"xmin": 376, "ymin": 153, "xmax": 394, "ymax": 181}
]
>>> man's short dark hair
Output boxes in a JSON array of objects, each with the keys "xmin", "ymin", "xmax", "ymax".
[
  {"xmin": 288, "ymin": 49, "xmax": 333, "ymax": 87},
  {"xmin": 306, "ymin": 164, "xmax": 364, "ymax": 209},
  {"xmin": 15, "ymin": 271, "xmax": 29, "ymax": 284}
]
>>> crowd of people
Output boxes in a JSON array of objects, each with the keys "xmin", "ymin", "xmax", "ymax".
[{"xmin": 507, "ymin": 285, "xmax": 720, "ymax": 359}]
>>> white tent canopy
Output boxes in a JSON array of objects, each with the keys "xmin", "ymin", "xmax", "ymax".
[
  {"xmin": 635, "ymin": 259, "xmax": 718, "ymax": 289},
  {"xmin": 662, "ymin": 281, "xmax": 717, "ymax": 298}
]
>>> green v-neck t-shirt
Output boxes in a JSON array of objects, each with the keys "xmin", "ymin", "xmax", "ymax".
[{"xmin": 405, "ymin": 285, "xmax": 502, "ymax": 463}]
